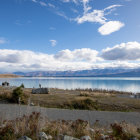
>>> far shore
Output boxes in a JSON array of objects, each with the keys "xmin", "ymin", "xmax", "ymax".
[{"xmin": 0, "ymin": 74, "xmax": 21, "ymax": 78}]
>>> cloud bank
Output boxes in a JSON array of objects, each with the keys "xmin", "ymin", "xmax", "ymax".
[
  {"xmin": 101, "ymin": 42, "xmax": 140, "ymax": 60},
  {"xmin": 0, "ymin": 42, "xmax": 140, "ymax": 72}
]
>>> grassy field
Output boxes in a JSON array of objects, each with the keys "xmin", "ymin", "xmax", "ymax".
[
  {"xmin": 1, "ymin": 87, "xmax": 140, "ymax": 112},
  {"xmin": 30, "ymin": 89, "xmax": 140, "ymax": 112}
]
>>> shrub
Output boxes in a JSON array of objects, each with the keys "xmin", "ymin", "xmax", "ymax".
[
  {"xmin": 72, "ymin": 98, "xmax": 99, "ymax": 110},
  {"xmin": 0, "ymin": 124, "xmax": 16, "ymax": 140},
  {"xmin": 20, "ymin": 83, "xmax": 25, "ymax": 88},
  {"xmin": 11, "ymin": 87, "xmax": 28, "ymax": 104},
  {"xmin": 111, "ymin": 123, "xmax": 129, "ymax": 139}
]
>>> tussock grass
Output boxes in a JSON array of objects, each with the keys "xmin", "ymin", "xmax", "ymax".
[
  {"xmin": 0, "ymin": 112, "xmax": 140, "ymax": 140},
  {"xmin": 1, "ymin": 87, "xmax": 140, "ymax": 112}
]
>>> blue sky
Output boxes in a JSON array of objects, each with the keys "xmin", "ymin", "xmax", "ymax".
[{"xmin": 0, "ymin": 0, "xmax": 140, "ymax": 72}]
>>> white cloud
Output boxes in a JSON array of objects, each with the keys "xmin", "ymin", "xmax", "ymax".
[
  {"xmin": 48, "ymin": 3, "xmax": 55, "ymax": 8},
  {"xmin": 31, "ymin": 0, "xmax": 124, "ymax": 35},
  {"xmin": 74, "ymin": 4, "xmax": 124, "ymax": 35},
  {"xmin": 39, "ymin": 1, "xmax": 47, "ymax": 7},
  {"xmin": 98, "ymin": 21, "xmax": 125, "ymax": 35},
  {"xmin": 54, "ymin": 48, "xmax": 101, "ymax": 62},
  {"xmin": 61, "ymin": 0, "xmax": 78, "ymax": 4},
  {"xmin": 104, "ymin": 5, "xmax": 122, "ymax": 11},
  {"xmin": 125, "ymin": 0, "xmax": 132, "ymax": 2},
  {"xmin": 75, "ymin": 5, "xmax": 122, "ymax": 24},
  {"xmin": 31, "ymin": 0, "xmax": 37, "ymax": 3},
  {"xmin": 1, "ymin": 44, "xmax": 140, "ymax": 72},
  {"xmin": 50, "ymin": 40, "xmax": 57, "ymax": 47},
  {"xmin": 31, "ymin": 0, "xmax": 47, "ymax": 7},
  {"xmin": 101, "ymin": 42, "xmax": 140, "ymax": 60},
  {"xmin": 0, "ymin": 49, "xmax": 100, "ymax": 72},
  {"xmin": 0, "ymin": 38, "xmax": 7, "ymax": 44},
  {"xmin": 49, "ymin": 27, "xmax": 56, "ymax": 30},
  {"xmin": 76, "ymin": 9, "xmax": 106, "ymax": 24},
  {"xmin": 62, "ymin": 0, "xmax": 70, "ymax": 2}
]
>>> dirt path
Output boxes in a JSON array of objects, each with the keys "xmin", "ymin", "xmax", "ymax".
[{"xmin": 0, "ymin": 103, "xmax": 140, "ymax": 125}]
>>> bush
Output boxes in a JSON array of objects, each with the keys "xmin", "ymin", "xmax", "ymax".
[
  {"xmin": 0, "ymin": 124, "xmax": 16, "ymax": 140},
  {"xmin": 11, "ymin": 87, "xmax": 28, "ymax": 104},
  {"xmin": 72, "ymin": 98, "xmax": 99, "ymax": 110},
  {"xmin": 20, "ymin": 83, "xmax": 25, "ymax": 88}
]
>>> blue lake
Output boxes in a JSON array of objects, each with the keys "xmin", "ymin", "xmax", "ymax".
[{"xmin": 1, "ymin": 77, "xmax": 140, "ymax": 93}]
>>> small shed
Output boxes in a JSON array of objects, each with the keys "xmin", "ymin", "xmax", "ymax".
[{"xmin": 2, "ymin": 81, "xmax": 10, "ymax": 87}]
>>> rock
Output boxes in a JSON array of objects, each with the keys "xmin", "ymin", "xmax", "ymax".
[
  {"xmin": 107, "ymin": 130, "xmax": 112, "ymax": 134},
  {"xmin": 38, "ymin": 132, "xmax": 48, "ymax": 140},
  {"xmin": 32, "ymin": 88, "xmax": 50, "ymax": 94},
  {"xmin": 129, "ymin": 138, "xmax": 139, "ymax": 140},
  {"xmin": 100, "ymin": 134, "xmax": 109, "ymax": 140},
  {"xmin": 18, "ymin": 136, "xmax": 32, "ymax": 140},
  {"xmin": 48, "ymin": 135, "xmax": 53, "ymax": 139},
  {"xmin": 30, "ymin": 102, "xmax": 34, "ymax": 106},
  {"xmin": 87, "ymin": 128, "xmax": 95, "ymax": 133},
  {"xmin": 80, "ymin": 136, "xmax": 91, "ymax": 140},
  {"xmin": 62, "ymin": 135, "xmax": 80, "ymax": 140},
  {"xmin": 38, "ymin": 132, "xmax": 52, "ymax": 140}
]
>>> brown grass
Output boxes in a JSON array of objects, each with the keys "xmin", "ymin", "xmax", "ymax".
[
  {"xmin": 1, "ymin": 87, "xmax": 140, "ymax": 112},
  {"xmin": 0, "ymin": 74, "xmax": 21, "ymax": 78},
  {"xmin": 0, "ymin": 112, "xmax": 140, "ymax": 140}
]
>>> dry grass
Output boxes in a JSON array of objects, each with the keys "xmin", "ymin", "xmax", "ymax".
[
  {"xmin": 1, "ymin": 87, "xmax": 140, "ymax": 112},
  {"xmin": 0, "ymin": 112, "xmax": 140, "ymax": 140},
  {"xmin": 31, "ymin": 89, "xmax": 140, "ymax": 112},
  {"xmin": 0, "ymin": 87, "xmax": 31, "ymax": 104}
]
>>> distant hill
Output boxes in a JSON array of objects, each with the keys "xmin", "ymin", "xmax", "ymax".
[
  {"xmin": 100, "ymin": 69, "xmax": 140, "ymax": 77},
  {"xmin": 13, "ymin": 68, "xmax": 140, "ymax": 77},
  {"xmin": 0, "ymin": 74, "xmax": 21, "ymax": 78}
]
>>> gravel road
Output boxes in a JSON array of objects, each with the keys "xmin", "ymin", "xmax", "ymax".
[{"xmin": 0, "ymin": 103, "xmax": 140, "ymax": 125}]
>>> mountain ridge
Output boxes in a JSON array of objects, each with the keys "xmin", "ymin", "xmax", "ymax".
[{"xmin": 13, "ymin": 68, "xmax": 140, "ymax": 77}]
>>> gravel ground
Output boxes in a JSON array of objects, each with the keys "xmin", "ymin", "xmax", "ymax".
[{"xmin": 0, "ymin": 103, "xmax": 140, "ymax": 125}]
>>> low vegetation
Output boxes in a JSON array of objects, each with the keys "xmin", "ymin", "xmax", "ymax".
[
  {"xmin": 0, "ymin": 112, "xmax": 140, "ymax": 140},
  {"xmin": 0, "ymin": 87, "xmax": 140, "ymax": 112},
  {"xmin": 11, "ymin": 86, "xmax": 28, "ymax": 104},
  {"xmin": 31, "ymin": 89, "xmax": 140, "ymax": 112},
  {"xmin": 0, "ymin": 85, "xmax": 29, "ymax": 104}
]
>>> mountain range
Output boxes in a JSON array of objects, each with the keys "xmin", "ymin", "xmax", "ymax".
[{"xmin": 13, "ymin": 68, "xmax": 140, "ymax": 77}]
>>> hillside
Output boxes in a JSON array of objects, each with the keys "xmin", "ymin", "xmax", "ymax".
[
  {"xmin": 0, "ymin": 74, "xmax": 21, "ymax": 78},
  {"xmin": 13, "ymin": 69, "xmax": 140, "ymax": 77}
]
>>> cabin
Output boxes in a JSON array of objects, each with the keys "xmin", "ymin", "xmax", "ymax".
[{"xmin": 2, "ymin": 81, "xmax": 10, "ymax": 87}]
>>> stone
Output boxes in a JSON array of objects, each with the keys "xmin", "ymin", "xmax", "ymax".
[
  {"xmin": 87, "ymin": 128, "xmax": 95, "ymax": 133},
  {"xmin": 129, "ymin": 138, "xmax": 139, "ymax": 140},
  {"xmin": 100, "ymin": 134, "xmax": 109, "ymax": 140},
  {"xmin": 48, "ymin": 135, "xmax": 53, "ymax": 139},
  {"xmin": 107, "ymin": 130, "xmax": 112, "ymax": 134},
  {"xmin": 18, "ymin": 136, "xmax": 32, "ymax": 140},
  {"xmin": 38, "ymin": 132, "xmax": 48, "ymax": 140},
  {"xmin": 32, "ymin": 88, "xmax": 50, "ymax": 94},
  {"xmin": 80, "ymin": 136, "xmax": 91, "ymax": 140},
  {"xmin": 62, "ymin": 135, "xmax": 80, "ymax": 140},
  {"xmin": 30, "ymin": 102, "xmax": 34, "ymax": 106}
]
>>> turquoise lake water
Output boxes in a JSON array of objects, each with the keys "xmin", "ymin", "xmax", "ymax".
[{"xmin": 1, "ymin": 77, "xmax": 140, "ymax": 93}]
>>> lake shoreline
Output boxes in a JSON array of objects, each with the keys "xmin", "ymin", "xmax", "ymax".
[{"xmin": 0, "ymin": 86, "xmax": 140, "ymax": 112}]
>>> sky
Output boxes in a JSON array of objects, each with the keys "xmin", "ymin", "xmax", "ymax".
[{"xmin": 0, "ymin": 0, "xmax": 140, "ymax": 72}]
